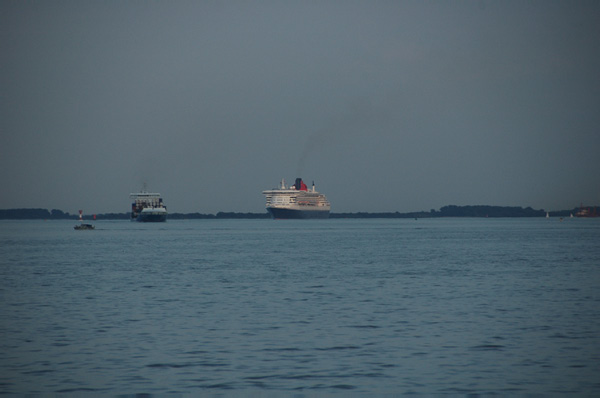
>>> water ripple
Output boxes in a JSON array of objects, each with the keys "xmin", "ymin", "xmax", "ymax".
[{"xmin": 1, "ymin": 218, "xmax": 599, "ymax": 396}]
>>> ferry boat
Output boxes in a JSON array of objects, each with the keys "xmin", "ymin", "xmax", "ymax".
[
  {"xmin": 130, "ymin": 191, "xmax": 167, "ymax": 222},
  {"xmin": 263, "ymin": 178, "xmax": 330, "ymax": 219}
]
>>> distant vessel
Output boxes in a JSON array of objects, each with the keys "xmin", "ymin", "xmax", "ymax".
[
  {"xmin": 575, "ymin": 204, "xmax": 598, "ymax": 218},
  {"xmin": 74, "ymin": 210, "xmax": 95, "ymax": 230},
  {"xmin": 74, "ymin": 223, "xmax": 95, "ymax": 230},
  {"xmin": 130, "ymin": 190, "xmax": 167, "ymax": 222},
  {"xmin": 263, "ymin": 178, "xmax": 330, "ymax": 219}
]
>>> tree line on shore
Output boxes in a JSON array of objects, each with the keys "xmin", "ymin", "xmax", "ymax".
[{"xmin": 0, "ymin": 205, "xmax": 591, "ymax": 220}]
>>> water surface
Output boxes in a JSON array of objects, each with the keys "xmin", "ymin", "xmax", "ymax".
[{"xmin": 1, "ymin": 218, "xmax": 599, "ymax": 396}]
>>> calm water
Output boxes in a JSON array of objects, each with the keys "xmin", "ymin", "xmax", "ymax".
[{"xmin": 0, "ymin": 218, "xmax": 599, "ymax": 397}]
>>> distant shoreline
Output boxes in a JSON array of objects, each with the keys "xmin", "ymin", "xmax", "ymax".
[{"xmin": 1, "ymin": 205, "xmax": 595, "ymax": 220}]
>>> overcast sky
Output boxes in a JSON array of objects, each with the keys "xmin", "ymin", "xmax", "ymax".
[{"xmin": 2, "ymin": 1, "xmax": 599, "ymax": 214}]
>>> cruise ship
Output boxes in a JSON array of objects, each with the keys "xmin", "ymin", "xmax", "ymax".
[
  {"xmin": 130, "ymin": 190, "xmax": 167, "ymax": 222},
  {"xmin": 263, "ymin": 178, "xmax": 330, "ymax": 219}
]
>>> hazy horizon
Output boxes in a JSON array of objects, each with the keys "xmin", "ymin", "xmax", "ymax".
[{"xmin": 2, "ymin": 1, "xmax": 599, "ymax": 214}]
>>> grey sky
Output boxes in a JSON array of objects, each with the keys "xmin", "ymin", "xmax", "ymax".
[{"xmin": 2, "ymin": 1, "xmax": 599, "ymax": 214}]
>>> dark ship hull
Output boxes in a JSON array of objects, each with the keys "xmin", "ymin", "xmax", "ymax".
[
  {"xmin": 136, "ymin": 212, "xmax": 167, "ymax": 222},
  {"xmin": 267, "ymin": 207, "xmax": 330, "ymax": 219}
]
